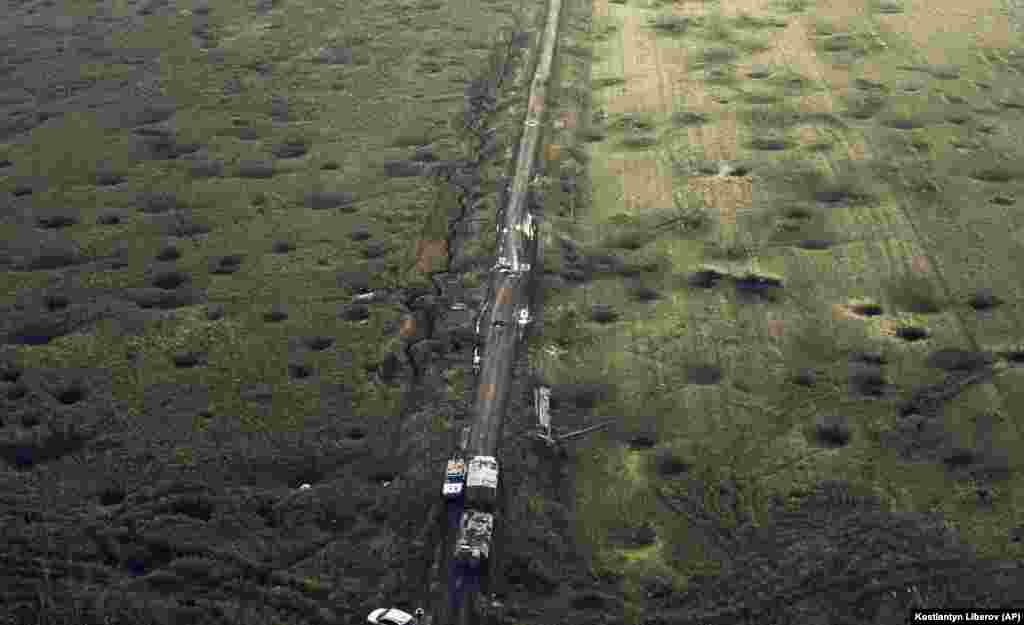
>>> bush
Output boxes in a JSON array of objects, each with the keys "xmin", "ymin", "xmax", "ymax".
[{"xmin": 650, "ymin": 15, "xmax": 695, "ymax": 35}]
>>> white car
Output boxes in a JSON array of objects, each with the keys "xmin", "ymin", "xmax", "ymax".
[{"xmin": 367, "ymin": 608, "xmax": 416, "ymax": 625}]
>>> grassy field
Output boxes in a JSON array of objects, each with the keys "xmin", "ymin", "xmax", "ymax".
[
  {"xmin": 0, "ymin": 0, "xmax": 534, "ymax": 427},
  {"xmin": 531, "ymin": 0, "xmax": 1024, "ymax": 618}
]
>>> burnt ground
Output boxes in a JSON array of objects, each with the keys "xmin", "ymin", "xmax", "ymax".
[{"xmin": 0, "ymin": 0, "xmax": 534, "ymax": 623}]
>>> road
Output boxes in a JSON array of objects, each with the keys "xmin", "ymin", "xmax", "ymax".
[{"xmin": 426, "ymin": 0, "xmax": 566, "ymax": 620}]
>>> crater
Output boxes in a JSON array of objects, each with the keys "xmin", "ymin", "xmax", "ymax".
[
  {"xmin": 171, "ymin": 351, "xmax": 203, "ymax": 368},
  {"xmin": 686, "ymin": 365, "xmax": 722, "ymax": 385},
  {"xmin": 589, "ymin": 305, "xmax": 620, "ymax": 324},
  {"xmin": 156, "ymin": 245, "xmax": 181, "ymax": 261},
  {"xmin": 782, "ymin": 206, "xmax": 814, "ymax": 220},
  {"xmin": 1, "ymin": 365, "xmax": 22, "ymax": 383},
  {"xmin": 363, "ymin": 241, "xmax": 388, "ymax": 259},
  {"xmin": 96, "ymin": 210, "xmax": 124, "ymax": 225},
  {"xmin": 791, "ymin": 369, "xmax": 818, "ymax": 387},
  {"xmin": 36, "ymin": 213, "xmax": 79, "ymax": 229},
  {"xmin": 169, "ymin": 495, "xmax": 214, "ymax": 521},
  {"xmin": 305, "ymin": 191, "xmax": 356, "ymax": 211},
  {"xmin": 850, "ymin": 368, "xmax": 887, "ymax": 396},
  {"xmin": 0, "ymin": 430, "xmax": 88, "ymax": 469},
  {"xmin": 652, "ymin": 447, "xmax": 690, "ymax": 476},
  {"xmin": 340, "ymin": 304, "xmax": 370, "ymax": 321},
  {"xmin": 262, "ymin": 306, "xmax": 288, "ymax": 323},
  {"xmin": 812, "ymin": 414, "xmax": 851, "ymax": 447},
  {"xmin": 55, "ymin": 384, "xmax": 87, "ymax": 405},
  {"xmin": 627, "ymin": 434, "xmax": 657, "ymax": 450},
  {"xmin": 349, "ymin": 227, "xmax": 373, "ymax": 241},
  {"xmin": 210, "ymin": 254, "xmax": 243, "ymax": 275},
  {"xmin": 851, "ymin": 303, "xmax": 883, "ymax": 316},
  {"xmin": 734, "ymin": 273, "xmax": 783, "ymax": 300},
  {"xmin": 750, "ymin": 136, "xmax": 793, "ymax": 151},
  {"xmin": 303, "ymin": 336, "xmax": 335, "ymax": 351},
  {"xmin": 369, "ymin": 471, "xmax": 396, "ymax": 485},
  {"xmin": 1003, "ymin": 350, "xmax": 1024, "ymax": 365},
  {"xmin": 152, "ymin": 271, "xmax": 189, "ymax": 290},
  {"xmin": 796, "ymin": 238, "xmax": 834, "ymax": 250},
  {"xmin": 93, "ymin": 169, "xmax": 125, "ymax": 186},
  {"xmin": 629, "ymin": 285, "xmax": 661, "ymax": 302},
  {"xmin": 188, "ymin": 160, "xmax": 224, "ymax": 178},
  {"xmin": 288, "ymin": 362, "xmax": 314, "ymax": 379},
  {"xmin": 925, "ymin": 348, "xmax": 992, "ymax": 372},
  {"xmin": 967, "ymin": 289, "xmax": 1002, "ymax": 311},
  {"xmin": 237, "ymin": 160, "xmax": 276, "ymax": 179},
  {"xmin": 98, "ymin": 485, "xmax": 126, "ymax": 506},
  {"xmin": 941, "ymin": 447, "xmax": 975, "ymax": 469},
  {"xmin": 44, "ymin": 294, "xmax": 71, "ymax": 311},
  {"xmin": 688, "ymin": 268, "xmax": 723, "ymax": 288},
  {"xmin": 895, "ymin": 326, "xmax": 929, "ymax": 342},
  {"xmin": 880, "ymin": 115, "xmax": 928, "ymax": 130},
  {"xmin": 271, "ymin": 139, "xmax": 309, "ymax": 159}
]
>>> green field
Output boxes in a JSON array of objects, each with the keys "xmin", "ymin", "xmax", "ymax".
[{"xmin": 531, "ymin": 0, "xmax": 1024, "ymax": 618}]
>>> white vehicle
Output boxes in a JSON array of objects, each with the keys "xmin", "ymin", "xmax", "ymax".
[
  {"xmin": 465, "ymin": 455, "xmax": 499, "ymax": 508},
  {"xmin": 455, "ymin": 510, "xmax": 494, "ymax": 565},
  {"xmin": 367, "ymin": 608, "xmax": 416, "ymax": 625},
  {"xmin": 442, "ymin": 457, "xmax": 467, "ymax": 499}
]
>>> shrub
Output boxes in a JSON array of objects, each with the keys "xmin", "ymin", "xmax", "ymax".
[{"xmin": 650, "ymin": 14, "xmax": 695, "ymax": 35}]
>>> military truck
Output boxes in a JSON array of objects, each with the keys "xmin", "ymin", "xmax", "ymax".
[
  {"xmin": 442, "ymin": 457, "xmax": 467, "ymax": 499},
  {"xmin": 464, "ymin": 455, "xmax": 499, "ymax": 510},
  {"xmin": 454, "ymin": 509, "xmax": 494, "ymax": 566}
]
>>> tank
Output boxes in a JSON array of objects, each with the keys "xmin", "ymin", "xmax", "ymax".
[
  {"xmin": 464, "ymin": 456, "xmax": 499, "ymax": 509},
  {"xmin": 454, "ymin": 510, "xmax": 494, "ymax": 566}
]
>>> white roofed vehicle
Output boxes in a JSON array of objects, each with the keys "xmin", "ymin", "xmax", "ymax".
[
  {"xmin": 367, "ymin": 608, "xmax": 416, "ymax": 625},
  {"xmin": 442, "ymin": 457, "xmax": 467, "ymax": 499},
  {"xmin": 464, "ymin": 455, "xmax": 499, "ymax": 508}
]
